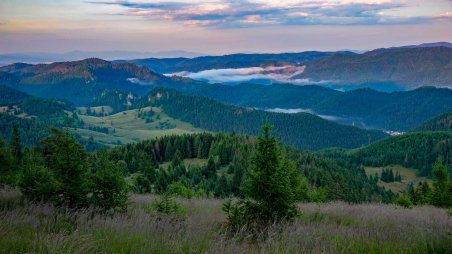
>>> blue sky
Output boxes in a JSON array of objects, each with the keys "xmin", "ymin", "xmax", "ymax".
[{"xmin": 0, "ymin": 0, "xmax": 451, "ymax": 54}]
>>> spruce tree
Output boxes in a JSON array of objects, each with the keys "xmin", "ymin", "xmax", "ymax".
[
  {"xmin": 41, "ymin": 129, "xmax": 90, "ymax": 207},
  {"xmin": 430, "ymin": 158, "xmax": 452, "ymax": 207},
  {"xmin": 224, "ymin": 125, "xmax": 305, "ymax": 229},
  {"xmin": 10, "ymin": 126, "xmax": 22, "ymax": 163}
]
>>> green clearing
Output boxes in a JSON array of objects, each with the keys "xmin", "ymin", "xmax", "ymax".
[
  {"xmin": 71, "ymin": 106, "xmax": 205, "ymax": 146},
  {"xmin": 160, "ymin": 158, "xmax": 208, "ymax": 169},
  {"xmin": 365, "ymin": 165, "xmax": 432, "ymax": 192},
  {"xmin": 77, "ymin": 106, "xmax": 114, "ymax": 115}
]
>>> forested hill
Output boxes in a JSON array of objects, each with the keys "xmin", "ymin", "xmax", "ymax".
[
  {"xmin": 105, "ymin": 132, "xmax": 392, "ymax": 202},
  {"xmin": 135, "ymin": 88, "xmax": 387, "ymax": 150},
  {"xmin": 185, "ymin": 84, "xmax": 452, "ymax": 131},
  {"xmin": 321, "ymin": 131, "xmax": 452, "ymax": 176},
  {"xmin": 413, "ymin": 111, "xmax": 452, "ymax": 132},
  {"xmin": 0, "ymin": 86, "xmax": 77, "ymax": 146},
  {"xmin": 0, "ymin": 58, "xmax": 203, "ymax": 105}
]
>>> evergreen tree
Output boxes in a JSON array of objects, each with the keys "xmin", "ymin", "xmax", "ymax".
[
  {"xmin": 18, "ymin": 150, "xmax": 59, "ymax": 202},
  {"xmin": 41, "ymin": 129, "xmax": 90, "ymax": 207},
  {"xmin": 0, "ymin": 138, "xmax": 13, "ymax": 184},
  {"xmin": 429, "ymin": 158, "xmax": 452, "ymax": 207},
  {"xmin": 224, "ymin": 125, "xmax": 305, "ymax": 229},
  {"xmin": 91, "ymin": 155, "xmax": 128, "ymax": 211},
  {"xmin": 10, "ymin": 126, "xmax": 22, "ymax": 163}
]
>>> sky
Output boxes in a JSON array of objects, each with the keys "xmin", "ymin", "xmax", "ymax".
[{"xmin": 0, "ymin": 0, "xmax": 451, "ymax": 54}]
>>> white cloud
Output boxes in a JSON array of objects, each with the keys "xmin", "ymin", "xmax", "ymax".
[
  {"xmin": 265, "ymin": 107, "xmax": 343, "ymax": 121},
  {"xmin": 166, "ymin": 65, "xmax": 308, "ymax": 84}
]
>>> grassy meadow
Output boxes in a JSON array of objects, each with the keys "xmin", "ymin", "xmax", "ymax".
[
  {"xmin": 71, "ymin": 106, "xmax": 204, "ymax": 147},
  {"xmin": 1, "ymin": 187, "xmax": 451, "ymax": 254},
  {"xmin": 365, "ymin": 165, "xmax": 432, "ymax": 192}
]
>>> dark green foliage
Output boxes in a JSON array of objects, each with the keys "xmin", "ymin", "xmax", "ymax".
[
  {"xmin": 414, "ymin": 110, "xmax": 452, "ymax": 132},
  {"xmin": 104, "ymin": 131, "xmax": 391, "ymax": 203},
  {"xmin": 0, "ymin": 138, "xmax": 14, "ymax": 185},
  {"xmin": 182, "ymin": 84, "xmax": 452, "ymax": 131},
  {"xmin": 91, "ymin": 154, "xmax": 129, "ymax": 211},
  {"xmin": 393, "ymin": 193, "xmax": 413, "ymax": 208},
  {"xmin": 223, "ymin": 125, "xmax": 305, "ymax": 229},
  {"xmin": 41, "ymin": 129, "xmax": 90, "ymax": 207},
  {"xmin": 147, "ymin": 193, "xmax": 187, "ymax": 216},
  {"xmin": 398, "ymin": 158, "xmax": 452, "ymax": 208},
  {"xmin": 430, "ymin": 158, "xmax": 452, "ymax": 207},
  {"xmin": 136, "ymin": 89, "xmax": 387, "ymax": 150},
  {"xmin": 16, "ymin": 129, "xmax": 129, "ymax": 210},
  {"xmin": 407, "ymin": 181, "xmax": 431, "ymax": 205},
  {"xmin": 18, "ymin": 151, "xmax": 59, "ymax": 202},
  {"xmin": 10, "ymin": 126, "xmax": 22, "ymax": 164},
  {"xmin": 329, "ymin": 132, "xmax": 452, "ymax": 176},
  {"xmin": 380, "ymin": 168, "xmax": 395, "ymax": 183}
]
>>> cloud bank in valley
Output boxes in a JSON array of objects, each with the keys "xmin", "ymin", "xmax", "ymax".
[
  {"xmin": 166, "ymin": 65, "xmax": 314, "ymax": 85},
  {"xmin": 266, "ymin": 108, "xmax": 343, "ymax": 122}
]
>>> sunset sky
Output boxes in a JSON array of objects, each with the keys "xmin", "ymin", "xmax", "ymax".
[{"xmin": 1, "ymin": 0, "xmax": 451, "ymax": 54}]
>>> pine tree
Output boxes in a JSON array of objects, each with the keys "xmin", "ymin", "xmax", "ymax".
[
  {"xmin": 41, "ymin": 129, "xmax": 90, "ymax": 207},
  {"xmin": 224, "ymin": 125, "xmax": 305, "ymax": 229},
  {"xmin": 10, "ymin": 126, "xmax": 22, "ymax": 163},
  {"xmin": 430, "ymin": 157, "xmax": 452, "ymax": 207}
]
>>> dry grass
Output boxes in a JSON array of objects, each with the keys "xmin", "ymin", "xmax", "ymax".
[{"xmin": 1, "ymin": 190, "xmax": 451, "ymax": 254}]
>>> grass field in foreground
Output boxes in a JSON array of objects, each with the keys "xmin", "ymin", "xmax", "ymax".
[
  {"xmin": 365, "ymin": 165, "xmax": 432, "ymax": 193},
  {"xmin": 1, "ymin": 188, "xmax": 451, "ymax": 254},
  {"xmin": 71, "ymin": 106, "xmax": 205, "ymax": 147}
]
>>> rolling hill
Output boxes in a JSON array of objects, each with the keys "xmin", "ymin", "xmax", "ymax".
[
  {"xmin": 135, "ymin": 88, "xmax": 387, "ymax": 150},
  {"xmin": 0, "ymin": 58, "xmax": 202, "ymax": 105},
  {"xmin": 413, "ymin": 111, "xmax": 452, "ymax": 132},
  {"xmin": 184, "ymin": 84, "xmax": 452, "ymax": 131}
]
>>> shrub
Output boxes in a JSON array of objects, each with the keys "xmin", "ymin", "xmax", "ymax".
[
  {"xmin": 147, "ymin": 193, "xmax": 187, "ymax": 216},
  {"xmin": 91, "ymin": 155, "xmax": 129, "ymax": 211},
  {"xmin": 394, "ymin": 193, "xmax": 413, "ymax": 208}
]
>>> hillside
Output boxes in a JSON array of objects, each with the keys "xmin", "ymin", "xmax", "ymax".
[
  {"xmin": 414, "ymin": 111, "xmax": 452, "ymax": 132},
  {"xmin": 183, "ymin": 84, "xmax": 452, "ymax": 131},
  {"xmin": 294, "ymin": 47, "xmax": 452, "ymax": 88},
  {"xmin": 124, "ymin": 51, "xmax": 333, "ymax": 73},
  {"xmin": 0, "ymin": 86, "xmax": 77, "ymax": 146},
  {"xmin": 322, "ymin": 131, "xmax": 452, "ymax": 177},
  {"xmin": 0, "ymin": 58, "xmax": 202, "ymax": 106},
  {"xmin": 70, "ymin": 106, "xmax": 203, "ymax": 147},
  {"xmin": 135, "ymin": 88, "xmax": 387, "ymax": 150}
]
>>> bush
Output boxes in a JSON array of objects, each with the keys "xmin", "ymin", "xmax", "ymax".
[
  {"xmin": 19, "ymin": 164, "xmax": 59, "ymax": 202},
  {"xmin": 167, "ymin": 182, "xmax": 193, "ymax": 199},
  {"xmin": 147, "ymin": 193, "xmax": 187, "ymax": 216},
  {"xmin": 91, "ymin": 156, "xmax": 129, "ymax": 211},
  {"xmin": 394, "ymin": 193, "xmax": 413, "ymax": 208}
]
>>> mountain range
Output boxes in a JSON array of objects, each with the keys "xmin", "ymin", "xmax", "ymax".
[
  {"xmin": 1, "ymin": 57, "xmax": 451, "ymax": 132},
  {"xmin": 124, "ymin": 45, "xmax": 452, "ymax": 90},
  {"xmin": 0, "ymin": 50, "xmax": 204, "ymax": 67}
]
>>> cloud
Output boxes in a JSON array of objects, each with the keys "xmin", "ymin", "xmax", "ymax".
[
  {"xmin": 89, "ymin": 0, "xmax": 451, "ymax": 28},
  {"xmin": 265, "ymin": 107, "xmax": 343, "ymax": 121},
  {"xmin": 166, "ymin": 65, "xmax": 309, "ymax": 84},
  {"xmin": 436, "ymin": 11, "xmax": 452, "ymax": 19}
]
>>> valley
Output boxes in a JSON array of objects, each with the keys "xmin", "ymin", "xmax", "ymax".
[{"xmin": 0, "ymin": 42, "xmax": 452, "ymax": 254}]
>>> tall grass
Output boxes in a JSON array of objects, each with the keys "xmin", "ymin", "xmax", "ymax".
[{"xmin": 1, "ymin": 190, "xmax": 451, "ymax": 254}]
